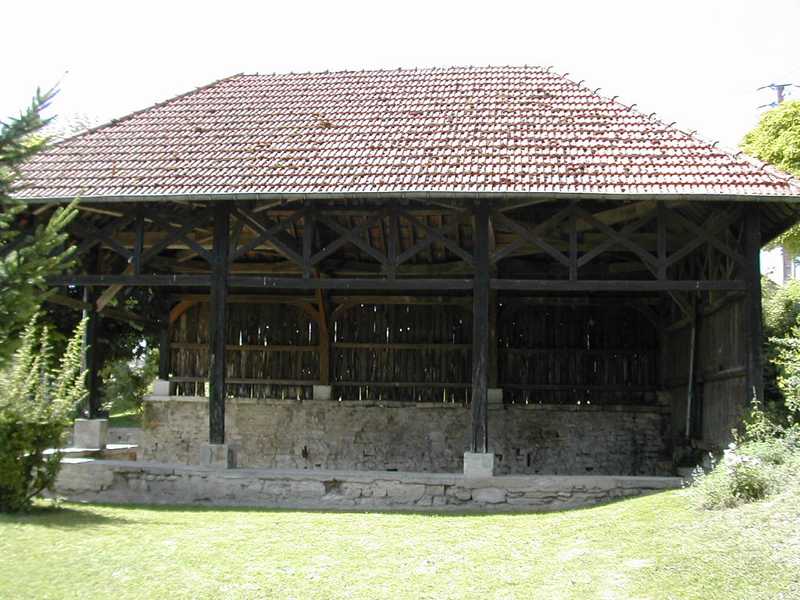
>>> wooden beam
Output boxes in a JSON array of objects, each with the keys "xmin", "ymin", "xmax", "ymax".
[
  {"xmin": 491, "ymin": 279, "xmax": 746, "ymax": 292},
  {"xmin": 95, "ymin": 264, "xmax": 133, "ymax": 311},
  {"xmin": 81, "ymin": 288, "xmax": 102, "ymax": 419},
  {"xmin": 46, "ymin": 293, "xmax": 153, "ymax": 327},
  {"xmin": 471, "ymin": 199, "xmax": 490, "ymax": 453},
  {"xmin": 743, "ymin": 205, "xmax": 764, "ymax": 405},
  {"xmin": 208, "ymin": 204, "xmax": 229, "ymax": 445},
  {"xmin": 158, "ymin": 317, "xmax": 171, "ymax": 380},
  {"xmin": 316, "ymin": 287, "xmax": 331, "ymax": 385},
  {"xmin": 330, "ymin": 294, "xmax": 470, "ymax": 305},
  {"xmin": 686, "ymin": 296, "xmax": 699, "ymax": 438}
]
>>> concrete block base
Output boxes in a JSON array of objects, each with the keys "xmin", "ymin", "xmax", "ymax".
[
  {"xmin": 488, "ymin": 388, "xmax": 504, "ymax": 409},
  {"xmin": 200, "ymin": 443, "xmax": 236, "ymax": 468},
  {"xmin": 313, "ymin": 385, "xmax": 332, "ymax": 401},
  {"xmin": 73, "ymin": 419, "xmax": 108, "ymax": 449},
  {"xmin": 463, "ymin": 451, "xmax": 495, "ymax": 478},
  {"xmin": 152, "ymin": 379, "xmax": 172, "ymax": 397}
]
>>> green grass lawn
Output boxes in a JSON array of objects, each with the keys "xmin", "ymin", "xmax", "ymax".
[{"xmin": 1, "ymin": 489, "xmax": 798, "ymax": 600}]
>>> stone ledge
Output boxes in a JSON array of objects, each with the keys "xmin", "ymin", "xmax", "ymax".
[
  {"xmin": 53, "ymin": 459, "xmax": 682, "ymax": 511},
  {"xmin": 143, "ymin": 396, "xmax": 668, "ymax": 414}
]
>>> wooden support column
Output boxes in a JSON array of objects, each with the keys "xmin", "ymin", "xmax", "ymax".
[
  {"xmin": 743, "ymin": 205, "xmax": 764, "ymax": 405},
  {"xmin": 158, "ymin": 310, "xmax": 171, "ymax": 381},
  {"xmin": 81, "ymin": 287, "xmax": 102, "ymax": 418},
  {"xmin": 471, "ymin": 199, "xmax": 490, "ymax": 453},
  {"xmin": 316, "ymin": 288, "xmax": 331, "ymax": 385},
  {"xmin": 685, "ymin": 295, "xmax": 700, "ymax": 438},
  {"xmin": 208, "ymin": 203, "xmax": 229, "ymax": 445},
  {"xmin": 488, "ymin": 290, "xmax": 498, "ymax": 388}
]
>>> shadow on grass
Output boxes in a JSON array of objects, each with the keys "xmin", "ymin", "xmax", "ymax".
[
  {"xmin": 0, "ymin": 503, "xmax": 133, "ymax": 529},
  {"xmin": 56, "ymin": 489, "xmax": 678, "ymax": 519}
]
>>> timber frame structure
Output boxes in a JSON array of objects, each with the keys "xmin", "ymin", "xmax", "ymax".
[
  {"xmin": 38, "ymin": 194, "xmax": 790, "ymax": 453},
  {"xmin": 14, "ymin": 66, "xmax": 800, "ymax": 475}
]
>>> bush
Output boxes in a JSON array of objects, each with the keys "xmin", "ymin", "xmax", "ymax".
[
  {"xmin": 100, "ymin": 349, "xmax": 158, "ymax": 416},
  {"xmin": 0, "ymin": 316, "xmax": 86, "ymax": 512},
  {"xmin": 689, "ymin": 399, "xmax": 800, "ymax": 510},
  {"xmin": 690, "ymin": 444, "xmax": 774, "ymax": 509}
]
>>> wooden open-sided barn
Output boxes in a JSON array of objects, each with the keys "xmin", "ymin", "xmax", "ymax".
[{"xmin": 15, "ymin": 66, "xmax": 800, "ymax": 486}]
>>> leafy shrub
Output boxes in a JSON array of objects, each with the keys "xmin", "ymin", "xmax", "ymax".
[
  {"xmin": 690, "ymin": 400, "xmax": 800, "ymax": 510},
  {"xmin": 771, "ymin": 317, "xmax": 800, "ymax": 418},
  {"xmin": 100, "ymin": 348, "xmax": 159, "ymax": 416},
  {"xmin": 690, "ymin": 444, "xmax": 774, "ymax": 509},
  {"xmin": 0, "ymin": 316, "xmax": 86, "ymax": 512}
]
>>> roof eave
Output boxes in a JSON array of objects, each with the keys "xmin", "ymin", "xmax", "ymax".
[{"xmin": 14, "ymin": 189, "xmax": 800, "ymax": 205}]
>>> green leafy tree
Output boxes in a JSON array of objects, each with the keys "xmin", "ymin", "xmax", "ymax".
[
  {"xmin": 0, "ymin": 315, "xmax": 86, "ymax": 512},
  {"xmin": 741, "ymin": 100, "xmax": 800, "ymax": 253},
  {"xmin": 0, "ymin": 89, "xmax": 77, "ymax": 362}
]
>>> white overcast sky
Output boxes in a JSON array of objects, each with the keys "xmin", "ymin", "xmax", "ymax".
[
  {"xmin": 3, "ymin": 0, "xmax": 798, "ymax": 149},
  {"xmin": 2, "ymin": 0, "xmax": 797, "ymax": 277}
]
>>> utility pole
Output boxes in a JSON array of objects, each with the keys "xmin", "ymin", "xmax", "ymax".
[{"xmin": 757, "ymin": 83, "xmax": 796, "ymax": 109}]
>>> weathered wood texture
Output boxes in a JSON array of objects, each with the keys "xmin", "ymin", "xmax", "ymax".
[
  {"xmin": 208, "ymin": 204, "xmax": 229, "ymax": 444},
  {"xmin": 498, "ymin": 303, "xmax": 658, "ymax": 405},
  {"xmin": 665, "ymin": 296, "xmax": 747, "ymax": 449},
  {"xmin": 171, "ymin": 302, "xmax": 319, "ymax": 399},
  {"xmin": 333, "ymin": 303, "xmax": 473, "ymax": 402},
  {"xmin": 171, "ymin": 297, "xmax": 668, "ymax": 407}
]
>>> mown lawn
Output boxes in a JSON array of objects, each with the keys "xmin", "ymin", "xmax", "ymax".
[{"xmin": 1, "ymin": 489, "xmax": 798, "ymax": 600}]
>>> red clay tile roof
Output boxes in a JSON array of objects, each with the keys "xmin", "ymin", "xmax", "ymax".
[{"xmin": 16, "ymin": 66, "xmax": 800, "ymax": 202}]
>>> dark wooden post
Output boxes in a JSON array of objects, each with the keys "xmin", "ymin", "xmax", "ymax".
[
  {"xmin": 208, "ymin": 203, "xmax": 229, "ymax": 445},
  {"xmin": 81, "ymin": 287, "xmax": 102, "ymax": 418},
  {"xmin": 470, "ymin": 199, "xmax": 490, "ymax": 453},
  {"xmin": 488, "ymin": 290, "xmax": 498, "ymax": 389},
  {"xmin": 316, "ymin": 288, "xmax": 331, "ymax": 385},
  {"xmin": 743, "ymin": 205, "xmax": 764, "ymax": 405},
  {"xmin": 158, "ymin": 314, "xmax": 171, "ymax": 381}
]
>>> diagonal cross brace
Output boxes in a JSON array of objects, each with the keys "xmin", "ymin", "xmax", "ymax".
[
  {"xmin": 140, "ymin": 208, "xmax": 215, "ymax": 266},
  {"xmin": 573, "ymin": 206, "xmax": 659, "ymax": 272},
  {"xmin": 73, "ymin": 214, "xmax": 136, "ymax": 260},
  {"xmin": 666, "ymin": 208, "xmax": 746, "ymax": 269},
  {"xmin": 490, "ymin": 206, "xmax": 573, "ymax": 266},
  {"xmin": 397, "ymin": 208, "xmax": 474, "ymax": 266},
  {"xmin": 233, "ymin": 206, "xmax": 307, "ymax": 266},
  {"xmin": 312, "ymin": 211, "xmax": 387, "ymax": 266}
]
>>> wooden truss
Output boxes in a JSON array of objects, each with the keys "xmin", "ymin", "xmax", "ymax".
[{"xmin": 42, "ymin": 197, "xmax": 764, "ymax": 447}]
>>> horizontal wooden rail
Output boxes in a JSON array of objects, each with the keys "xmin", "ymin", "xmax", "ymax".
[
  {"xmin": 333, "ymin": 343, "xmax": 471, "ymax": 350},
  {"xmin": 171, "ymin": 342, "xmax": 318, "ymax": 352},
  {"xmin": 170, "ymin": 377, "xmax": 318, "ymax": 385},
  {"xmin": 491, "ymin": 279, "xmax": 747, "ymax": 292},
  {"xmin": 503, "ymin": 383, "xmax": 656, "ymax": 392},
  {"xmin": 501, "ymin": 347, "xmax": 653, "ymax": 355},
  {"xmin": 334, "ymin": 381, "xmax": 471, "ymax": 388}
]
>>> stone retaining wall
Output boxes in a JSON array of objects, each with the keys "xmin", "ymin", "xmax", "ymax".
[
  {"xmin": 142, "ymin": 397, "xmax": 673, "ymax": 475},
  {"xmin": 53, "ymin": 459, "xmax": 682, "ymax": 511}
]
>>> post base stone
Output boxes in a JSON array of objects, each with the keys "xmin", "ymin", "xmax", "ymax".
[
  {"xmin": 152, "ymin": 379, "xmax": 172, "ymax": 397},
  {"xmin": 463, "ymin": 452, "xmax": 495, "ymax": 478},
  {"xmin": 200, "ymin": 443, "xmax": 236, "ymax": 468},
  {"xmin": 313, "ymin": 385, "xmax": 332, "ymax": 401},
  {"xmin": 73, "ymin": 419, "xmax": 108, "ymax": 449},
  {"xmin": 488, "ymin": 388, "xmax": 504, "ymax": 409}
]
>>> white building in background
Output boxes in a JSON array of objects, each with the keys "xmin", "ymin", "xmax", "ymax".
[{"xmin": 762, "ymin": 247, "xmax": 797, "ymax": 285}]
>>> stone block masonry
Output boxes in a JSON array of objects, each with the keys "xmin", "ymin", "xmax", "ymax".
[
  {"xmin": 142, "ymin": 397, "xmax": 673, "ymax": 476},
  {"xmin": 53, "ymin": 459, "xmax": 682, "ymax": 511}
]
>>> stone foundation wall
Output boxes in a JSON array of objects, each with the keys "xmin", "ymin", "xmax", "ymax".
[
  {"xmin": 53, "ymin": 459, "xmax": 682, "ymax": 511},
  {"xmin": 142, "ymin": 397, "xmax": 672, "ymax": 476}
]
